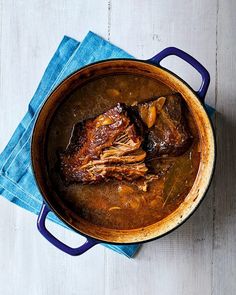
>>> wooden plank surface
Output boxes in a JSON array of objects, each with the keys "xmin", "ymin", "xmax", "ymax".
[
  {"xmin": 0, "ymin": 0, "xmax": 235, "ymax": 294},
  {"xmin": 212, "ymin": 0, "xmax": 236, "ymax": 294}
]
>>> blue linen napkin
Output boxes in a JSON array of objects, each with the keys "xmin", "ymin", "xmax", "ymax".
[{"xmin": 0, "ymin": 31, "xmax": 214, "ymax": 258}]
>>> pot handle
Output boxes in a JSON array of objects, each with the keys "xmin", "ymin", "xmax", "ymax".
[
  {"xmin": 37, "ymin": 202, "xmax": 98, "ymax": 256},
  {"xmin": 148, "ymin": 47, "xmax": 210, "ymax": 101}
]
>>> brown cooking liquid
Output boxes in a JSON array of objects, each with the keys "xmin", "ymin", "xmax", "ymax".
[{"xmin": 47, "ymin": 74, "xmax": 200, "ymax": 230}]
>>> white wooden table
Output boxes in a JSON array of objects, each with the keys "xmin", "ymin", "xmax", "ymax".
[{"xmin": 0, "ymin": 1, "xmax": 235, "ymax": 294}]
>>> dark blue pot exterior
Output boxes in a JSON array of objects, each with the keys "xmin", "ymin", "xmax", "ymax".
[{"xmin": 37, "ymin": 47, "xmax": 212, "ymax": 256}]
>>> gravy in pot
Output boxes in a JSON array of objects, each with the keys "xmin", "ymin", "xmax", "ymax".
[{"xmin": 47, "ymin": 74, "xmax": 200, "ymax": 229}]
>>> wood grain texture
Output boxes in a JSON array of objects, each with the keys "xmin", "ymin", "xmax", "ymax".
[
  {"xmin": 0, "ymin": 0, "xmax": 235, "ymax": 294},
  {"xmin": 212, "ymin": 0, "xmax": 236, "ymax": 294}
]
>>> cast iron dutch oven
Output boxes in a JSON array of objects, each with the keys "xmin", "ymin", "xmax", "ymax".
[{"xmin": 31, "ymin": 47, "xmax": 215, "ymax": 255}]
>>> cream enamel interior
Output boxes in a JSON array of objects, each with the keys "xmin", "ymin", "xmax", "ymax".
[{"xmin": 31, "ymin": 60, "xmax": 215, "ymax": 244}]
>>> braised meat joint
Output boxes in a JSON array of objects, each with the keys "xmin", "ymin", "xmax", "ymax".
[
  {"xmin": 60, "ymin": 103, "xmax": 148, "ymax": 184},
  {"xmin": 60, "ymin": 94, "xmax": 192, "ymax": 185}
]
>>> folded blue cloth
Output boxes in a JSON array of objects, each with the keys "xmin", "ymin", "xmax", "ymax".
[{"xmin": 0, "ymin": 31, "xmax": 214, "ymax": 258}]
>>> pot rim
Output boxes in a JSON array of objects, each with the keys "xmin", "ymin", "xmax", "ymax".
[{"xmin": 31, "ymin": 58, "xmax": 216, "ymax": 244}]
